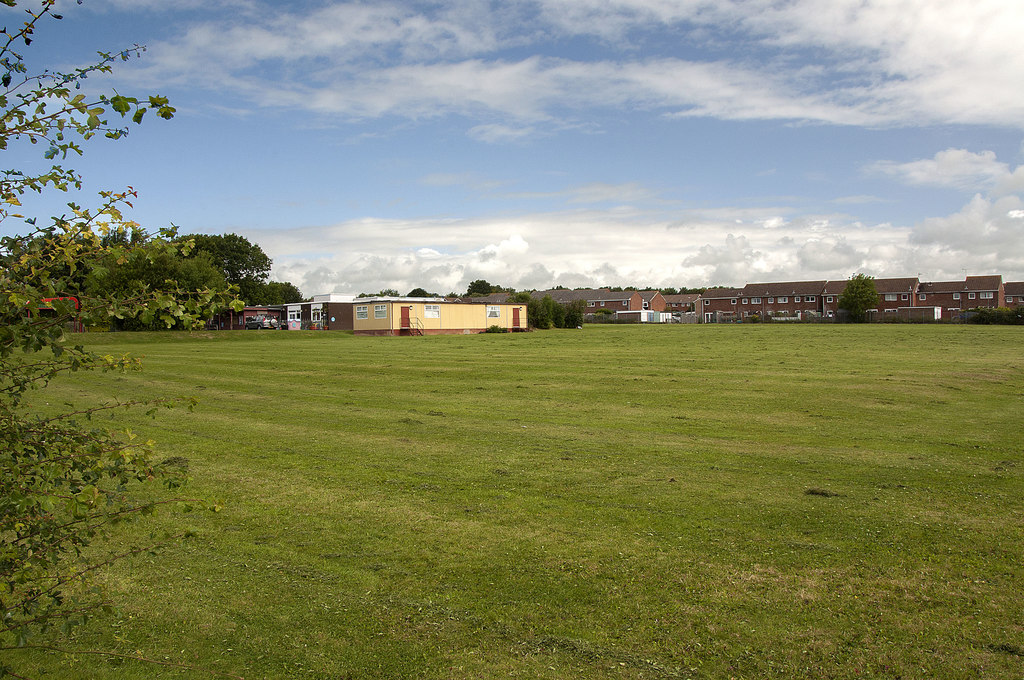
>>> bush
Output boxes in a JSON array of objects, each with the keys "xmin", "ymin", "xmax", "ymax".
[{"xmin": 484, "ymin": 325, "xmax": 508, "ymax": 333}]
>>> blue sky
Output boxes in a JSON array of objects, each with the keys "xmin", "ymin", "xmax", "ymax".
[{"xmin": 7, "ymin": 0, "xmax": 1024, "ymax": 295}]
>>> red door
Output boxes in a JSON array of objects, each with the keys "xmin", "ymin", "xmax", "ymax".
[
  {"xmin": 400, "ymin": 306, "xmax": 411, "ymax": 329},
  {"xmin": 512, "ymin": 307, "xmax": 520, "ymax": 328}
]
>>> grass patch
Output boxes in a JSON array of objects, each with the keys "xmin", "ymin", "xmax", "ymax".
[{"xmin": 14, "ymin": 324, "xmax": 1024, "ymax": 679}]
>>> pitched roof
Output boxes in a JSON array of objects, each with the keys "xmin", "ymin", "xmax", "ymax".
[
  {"xmin": 698, "ymin": 287, "xmax": 745, "ymax": 300},
  {"xmin": 965, "ymin": 275, "xmax": 1002, "ymax": 291},
  {"xmin": 872, "ymin": 277, "xmax": 919, "ymax": 294},
  {"xmin": 663, "ymin": 294, "xmax": 699, "ymax": 304},
  {"xmin": 535, "ymin": 288, "xmax": 637, "ymax": 303},
  {"xmin": 1004, "ymin": 281, "xmax": 1024, "ymax": 296},
  {"xmin": 741, "ymin": 280, "xmax": 827, "ymax": 297},
  {"xmin": 638, "ymin": 290, "xmax": 663, "ymax": 302}
]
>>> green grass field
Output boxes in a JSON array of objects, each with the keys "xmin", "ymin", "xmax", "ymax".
[{"xmin": 13, "ymin": 324, "xmax": 1024, "ymax": 678}]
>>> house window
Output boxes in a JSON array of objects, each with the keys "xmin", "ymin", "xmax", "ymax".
[
  {"xmin": 953, "ymin": 293, "xmax": 960, "ymax": 300},
  {"xmin": 980, "ymin": 292, "xmax": 993, "ymax": 299},
  {"xmin": 703, "ymin": 299, "xmax": 710, "ymax": 306},
  {"xmin": 288, "ymin": 309, "xmax": 301, "ymax": 322},
  {"xmin": 643, "ymin": 300, "xmax": 649, "ymax": 309},
  {"xmin": 968, "ymin": 292, "xmax": 976, "ymax": 300},
  {"xmin": 826, "ymin": 296, "xmax": 833, "ymax": 303},
  {"xmin": 588, "ymin": 301, "xmax": 595, "ymax": 307},
  {"xmin": 374, "ymin": 304, "xmax": 387, "ymax": 319},
  {"xmin": 779, "ymin": 297, "xmax": 788, "ymax": 303},
  {"xmin": 901, "ymin": 294, "xmax": 909, "ymax": 301},
  {"xmin": 424, "ymin": 305, "xmax": 440, "ymax": 319},
  {"xmin": 768, "ymin": 297, "xmax": 774, "ymax": 303},
  {"xmin": 806, "ymin": 296, "xmax": 815, "ymax": 302},
  {"xmin": 919, "ymin": 293, "xmax": 926, "ymax": 300},
  {"xmin": 487, "ymin": 305, "xmax": 501, "ymax": 318},
  {"xmin": 885, "ymin": 293, "xmax": 897, "ymax": 301},
  {"xmin": 356, "ymin": 305, "xmax": 368, "ymax": 320},
  {"xmin": 741, "ymin": 298, "xmax": 748, "ymax": 304},
  {"xmin": 1008, "ymin": 296, "xmax": 1015, "ymax": 303},
  {"xmin": 730, "ymin": 299, "xmax": 737, "ymax": 304},
  {"xmin": 794, "ymin": 296, "xmax": 801, "ymax": 303},
  {"xmin": 751, "ymin": 297, "xmax": 761, "ymax": 304}
]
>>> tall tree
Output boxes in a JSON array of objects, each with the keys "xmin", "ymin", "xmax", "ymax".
[
  {"xmin": 838, "ymin": 274, "xmax": 878, "ymax": 322},
  {"xmin": 0, "ymin": 2, "xmax": 238, "ymax": 672},
  {"xmin": 182, "ymin": 233, "xmax": 271, "ymax": 304}
]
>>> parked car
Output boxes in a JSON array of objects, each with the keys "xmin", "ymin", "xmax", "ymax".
[{"xmin": 245, "ymin": 316, "xmax": 279, "ymax": 330}]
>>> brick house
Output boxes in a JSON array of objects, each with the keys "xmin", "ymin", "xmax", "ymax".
[
  {"xmin": 663, "ymin": 294, "xmax": 699, "ymax": 313},
  {"xmin": 735, "ymin": 280, "xmax": 828, "ymax": 321},
  {"xmin": 638, "ymin": 290, "xmax": 667, "ymax": 312},
  {"xmin": 1004, "ymin": 282, "xmax": 1024, "ymax": 307},
  {"xmin": 698, "ymin": 288, "xmax": 745, "ymax": 323},
  {"xmin": 916, "ymin": 275, "xmax": 1003, "ymax": 320}
]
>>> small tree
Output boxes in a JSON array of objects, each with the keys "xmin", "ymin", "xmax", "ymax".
[
  {"xmin": 0, "ymin": 2, "xmax": 239, "ymax": 671},
  {"xmin": 838, "ymin": 274, "xmax": 878, "ymax": 322}
]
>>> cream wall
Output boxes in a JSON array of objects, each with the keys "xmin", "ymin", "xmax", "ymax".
[{"xmin": 351, "ymin": 301, "xmax": 526, "ymax": 333}]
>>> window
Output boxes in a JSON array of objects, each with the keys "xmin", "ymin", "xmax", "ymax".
[
  {"xmin": 751, "ymin": 297, "xmax": 761, "ymax": 304},
  {"xmin": 622, "ymin": 300, "xmax": 628, "ymax": 307},
  {"xmin": 768, "ymin": 298, "xmax": 774, "ymax": 303},
  {"xmin": 980, "ymin": 292, "xmax": 993, "ymax": 299},
  {"xmin": 885, "ymin": 293, "xmax": 897, "ymax": 301},
  {"xmin": 826, "ymin": 296, "xmax": 833, "ymax": 303},
  {"xmin": 356, "ymin": 305, "xmax": 368, "ymax": 320},
  {"xmin": 794, "ymin": 296, "xmax": 801, "ymax": 303},
  {"xmin": 741, "ymin": 298, "xmax": 748, "ymax": 304},
  {"xmin": 487, "ymin": 305, "xmax": 500, "ymax": 318},
  {"xmin": 374, "ymin": 304, "xmax": 387, "ymax": 319},
  {"xmin": 1008, "ymin": 296, "xmax": 1015, "ymax": 303},
  {"xmin": 901, "ymin": 294, "xmax": 909, "ymax": 301},
  {"xmin": 919, "ymin": 293, "xmax": 926, "ymax": 300},
  {"xmin": 588, "ymin": 301, "xmax": 595, "ymax": 307},
  {"xmin": 779, "ymin": 296, "xmax": 788, "ymax": 303},
  {"xmin": 806, "ymin": 296, "xmax": 815, "ymax": 302},
  {"xmin": 424, "ymin": 305, "xmax": 440, "ymax": 319},
  {"xmin": 968, "ymin": 292, "xmax": 976, "ymax": 300},
  {"xmin": 730, "ymin": 299, "xmax": 737, "ymax": 304},
  {"xmin": 288, "ymin": 309, "xmax": 301, "ymax": 321},
  {"xmin": 703, "ymin": 299, "xmax": 710, "ymax": 306},
  {"xmin": 953, "ymin": 293, "xmax": 960, "ymax": 300}
]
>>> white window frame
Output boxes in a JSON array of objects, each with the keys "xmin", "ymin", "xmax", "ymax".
[
  {"xmin": 703, "ymin": 299, "xmax": 710, "ymax": 307},
  {"xmin": 622, "ymin": 300, "xmax": 628, "ymax": 307},
  {"xmin": 968, "ymin": 292, "xmax": 976, "ymax": 300},
  {"xmin": 374, "ymin": 304, "xmax": 387, "ymax": 319},
  {"xmin": 486, "ymin": 305, "xmax": 501, "ymax": 318},
  {"xmin": 768, "ymin": 297, "xmax": 774, "ymax": 304},
  {"xmin": 885, "ymin": 293, "xmax": 897, "ymax": 301},
  {"xmin": 779, "ymin": 296, "xmax": 788, "ymax": 303},
  {"xmin": 288, "ymin": 309, "xmax": 301, "ymax": 321},
  {"xmin": 730, "ymin": 299, "xmax": 737, "ymax": 305},
  {"xmin": 953, "ymin": 293, "xmax": 960, "ymax": 300},
  {"xmin": 751, "ymin": 297, "xmax": 761, "ymax": 304},
  {"xmin": 901, "ymin": 294, "xmax": 909, "ymax": 301},
  {"xmin": 588, "ymin": 301, "xmax": 595, "ymax": 307},
  {"xmin": 424, "ymin": 304, "xmax": 440, "ymax": 319},
  {"xmin": 826, "ymin": 296, "xmax": 833, "ymax": 303},
  {"xmin": 794, "ymin": 296, "xmax": 801, "ymax": 303},
  {"xmin": 980, "ymin": 291, "xmax": 993, "ymax": 299},
  {"xmin": 741, "ymin": 298, "xmax": 748, "ymax": 304},
  {"xmin": 806, "ymin": 296, "xmax": 815, "ymax": 302},
  {"xmin": 355, "ymin": 305, "xmax": 368, "ymax": 320},
  {"xmin": 919, "ymin": 293, "xmax": 926, "ymax": 301}
]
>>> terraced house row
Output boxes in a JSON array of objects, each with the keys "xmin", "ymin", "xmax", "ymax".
[{"xmin": 699, "ymin": 275, "xmax": 1021, "ymax": 323}]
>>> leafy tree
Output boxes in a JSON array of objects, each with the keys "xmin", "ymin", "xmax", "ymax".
[
  {"xmin": 466, "ymin": 279, "xmax": 493, "ymax": 296},
  {"xmin": 261, "ymin": 280, "xmax": 304, "ymax": 304},
  {"xmin": 563, "ymin": 299, "xmax": 585, "ymax": 328},
  {"xmin": 182, "ymin": 233, "xmax": 270, "ymax": 304},
  {"xmin": 838, "ymin": 273, "xmax": 878, "ymax": 322},
  {"xmin": 407, "ymin": 287, "xmax": 434, "ymax": 297},
  {"xmin": 0, "ymin": 2, "xmax": 238, "ymax": 671}
]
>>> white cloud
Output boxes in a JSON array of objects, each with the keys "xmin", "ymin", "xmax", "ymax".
[
  {"xmin": 868, "ymin": 149, "xmax": 1011, "ymax": 191},
  {"xmin": 117, "ymin": 0, "xmax": 1024, "ymax": 131}
]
